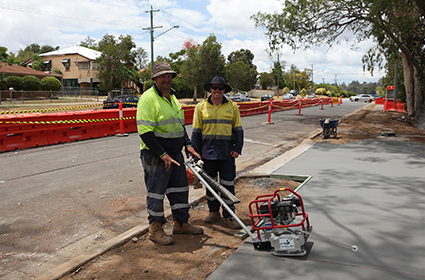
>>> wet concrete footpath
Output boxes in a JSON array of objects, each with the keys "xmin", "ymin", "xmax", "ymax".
[{"xmin": 207, "ymin": 138, "xmax": 425, "ymax": 280}]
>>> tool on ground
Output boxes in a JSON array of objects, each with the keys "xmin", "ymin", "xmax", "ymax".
[
  {"xmin": 319, "ymin": 117, "xmax": 339, "ymax": 139},
  {"xmin": 185, "ymin": 158, "xmax": 254, "ymax": 239},
  {"xmin": 249, "ymin": 188, "xmax": 313, "ymax": 256}
]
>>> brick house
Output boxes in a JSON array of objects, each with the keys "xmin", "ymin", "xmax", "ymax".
[{"xmin": 38, "ymin": 46, "xmax": 101, "ymax": 90}]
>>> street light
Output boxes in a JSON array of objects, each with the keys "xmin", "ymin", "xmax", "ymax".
[{"xmin": 155, "ymin": 25, "xmax": 179, "ymax": 40}]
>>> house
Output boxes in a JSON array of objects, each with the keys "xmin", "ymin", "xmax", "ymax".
[
  {"xmin": 39, "ymin": 46, "xmax": 101, "ymax": 89},
  {"xmin": 0, "ymin": 61, "xmax": 62, "ymax": 80}
]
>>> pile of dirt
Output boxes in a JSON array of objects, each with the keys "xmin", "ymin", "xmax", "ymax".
[{"xmin": 60, "ymin": 104, "xmax": 425, "ymax": 280}]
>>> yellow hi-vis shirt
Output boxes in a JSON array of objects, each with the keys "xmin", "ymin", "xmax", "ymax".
[
  {"xmin": 136, "ymin": 85, "xmax": 189, "ymax": 156},
  {"xmin": 191, "ymin": 97, "xmax": 243, "ymax": 160}
]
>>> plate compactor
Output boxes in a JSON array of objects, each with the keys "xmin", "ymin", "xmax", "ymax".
[
  {"xmin": 185, "ymin": 158, "xmax": 312, "ymax": 257},
  {"xmin": 249, "ymin": 188, "xmax": 312, "ymax": 256}
]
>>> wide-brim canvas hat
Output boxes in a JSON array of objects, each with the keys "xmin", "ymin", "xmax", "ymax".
[
  {"xmin": 203, "ymin": 77, "xmax": 232, "ymax": 93},
  {"xmin": 151, "ymin": 62, "xmax": 177, "ymax": 79}
]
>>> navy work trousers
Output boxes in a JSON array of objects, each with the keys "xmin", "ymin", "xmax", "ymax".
[
  {"xmin": 140, "ymin": 150, "xmax": 190, "ymax": 224},
  {"xmin": 202, "ymin": 157, "xmax": 236, "ymax": 218}
]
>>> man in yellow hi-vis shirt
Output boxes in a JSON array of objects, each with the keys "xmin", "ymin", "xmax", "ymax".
[
  {"xmin": 137, "ymin": 62, "xmax": 203, "ymax": 246},
  {"xmin": 191, "ymin": 77, "xmax": 244, "ymax": 229}
]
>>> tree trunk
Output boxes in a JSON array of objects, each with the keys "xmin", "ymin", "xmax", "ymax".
[
  {"xmin": 413, "ymin": 67, "xmax": 423, "ymax": 117},
  {"xmin": 401, "ymin": 52, "xmax": 415, "ymax": 117},
  {"xmin": 192, "ymin": 87, "xmax": 197, "ymax": 103}
]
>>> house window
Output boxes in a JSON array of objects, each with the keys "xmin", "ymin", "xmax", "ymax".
[
  {"xmin": 91, "ymin": 61, "xmax": 99, "ymax": 70},
  {"xmin": 43, "ymin": 60, "xmax": 52, "ymax": 72},
  {"xmin": 61, "ymin": 58, "xmax": 70, "ymax": 71},
  {"xmin": 75, "ymin": 60, "xmax": 90, "ymax": 70}
]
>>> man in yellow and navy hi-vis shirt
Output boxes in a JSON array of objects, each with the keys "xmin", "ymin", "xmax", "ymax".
[
  {"xmin": 137, "ymin": 62, "xmax": 203, "ymax": 246},
  {"xmin": 191, "ymin": 77, "xmax": 244, "ymax": 229}
]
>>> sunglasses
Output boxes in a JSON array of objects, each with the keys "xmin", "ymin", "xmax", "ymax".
[{"xmin": 211, "ymin": 85, "xmax": 226, "ymax": 91}]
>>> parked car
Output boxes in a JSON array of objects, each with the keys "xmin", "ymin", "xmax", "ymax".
[
  {"xmin": 349, "ymin": 94, "xmax": 375, "ymax": 103},
  {"xmin": 307, "ymin": 93, "xmax": 316, "ymax": 98},
  {"xmin": 289, "ymin": 90, "xmax": 299, "ymax": 96},
  {"xmin": 103, "ymin": 95, "xmax": 139, "ymax": 109},
  {"xmin": 261, "ymin": 94, "xmax": 273, "ymax": 101},
  {"xmin": 224, "ymin": 93, "xmax": 232, "ymax": 100},
  {"xmin": 282, "ymin": 93, "xmax": 295, "ymax": 100},
  {"xmin": 231, "ymin": 94, "xmax": 250, "ymax": 102}
]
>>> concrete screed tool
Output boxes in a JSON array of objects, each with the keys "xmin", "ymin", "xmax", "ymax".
[{"xmin": 185, "ymin": 159, "xmax": 313, "ymax": 257}]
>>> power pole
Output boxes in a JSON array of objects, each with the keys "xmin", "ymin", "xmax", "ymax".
[
  {"xmin": 311, "ymin": 64, "xmax": 314, "ymax": 92},
  {"xmin": 276, "ymin": 53, "xmax": 280, "ymax": 96},
  {"xmin": 143, "ymin": 6, "xmax": 162, "ymax": 79}
]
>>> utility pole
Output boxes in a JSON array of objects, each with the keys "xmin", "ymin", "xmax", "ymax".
[
  {"xmin": 311, "ymin": 64, "xmax": 314, "ymax": 92},
  {"xmin": 276, "ymin": 53, "xmax": 280, "ymax": 96},
  {"xmin": 143, "ymin": 6, "xmax": 162, "ymax": 79}
]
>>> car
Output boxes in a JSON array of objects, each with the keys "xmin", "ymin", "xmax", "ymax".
[
  {"xmin": 224, "ymin": 93, "xmax": 232, "ymax": 100},
  {"xmin": 261, "ymin": 94, "xmax": 273, "ymax": 101},
  {"xmin": 289, "ymin": 90, "xmax": 299, "ymax": 96},
  {"xmin": 103, "ymin": 95, "xmax": 139, "ymax": 109},
  {"xmin": 282, "ymin": 93, "xmax": 295, "ymax": 100},
  {"xmin": 349, "ymin": 94, "xmax": 375, "ymax": 102},
  {"xmin": 307, "ymin": 93, "xmax": 316, "ymax": 98},
  {"xmin": 231, "ymin": 94, "xmax": 251, "ymax": 102}
]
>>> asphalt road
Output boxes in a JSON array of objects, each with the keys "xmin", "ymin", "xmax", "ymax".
[{"xmin": 0, "ymin": 99, "xmax": 367, "ymax": 279}]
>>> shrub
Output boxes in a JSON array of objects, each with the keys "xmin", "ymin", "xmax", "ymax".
[
  {"xmin": 6, "ymin": 75, "xmax": 24, "ymax": 90},
  {"xmin": 40, "ymin": 77, "xmax": 61, "ymax": 91},
  {"xmin": 23, "ymin": 75, "xmax": 40, "ymax": 91}
]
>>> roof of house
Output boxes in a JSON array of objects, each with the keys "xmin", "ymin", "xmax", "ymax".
[
  {"xmin": 40, "ymin": 46, "xmax": 102, "ymax": 60},
  {"xmin": 0, "ymin": 62, "xmax": 62, "ymax": 78}
]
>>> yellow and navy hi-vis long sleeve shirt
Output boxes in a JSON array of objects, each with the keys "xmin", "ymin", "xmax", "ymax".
[{"xmin": 191, "ymin": 96, "xmax": 244, "ymax": 160}]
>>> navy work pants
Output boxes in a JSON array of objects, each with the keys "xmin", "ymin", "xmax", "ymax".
[
  {"xmin": 202, "ymin": 157, "xmax": 236, "ymax": 218},
  {"xmin": 140, "ymin": 150, "xmax": 190, "ymax": 224}
]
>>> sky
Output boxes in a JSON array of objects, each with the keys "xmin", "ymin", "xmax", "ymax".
[{"xmin": 0, "ymin": 0, "xmax": 385, "ymax": 85}]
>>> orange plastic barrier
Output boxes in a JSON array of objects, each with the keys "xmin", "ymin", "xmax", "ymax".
[
  {"xmin": 0, "ymin": 113, "xmax": 50, "ymax": 152},
  {"xmin": 383, "ymin": 100, "xmax": 407, "ymax": 113},
  {"xmin": 1, "ymin": 97, "xmax": 333, "ymax": 152}
]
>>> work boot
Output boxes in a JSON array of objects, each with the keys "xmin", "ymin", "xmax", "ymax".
[
  {"xmin": 223, "ymin": 217, "xmax": 242, "ymax": 229},
  {"xmin": 173, "ymin": 220, "xmax": 204, "ymax": 235},
  {"xmin": 204, "ymin": 212, "xmax": 220, "ymax": 223},
  {"xmin": 148, "ymin": 221, "xmax": 174, "ymax": 245}
]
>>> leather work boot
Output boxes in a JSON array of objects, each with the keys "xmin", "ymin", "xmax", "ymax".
[
  {"xmin": 204, "ymin": 212, "xmax": 220, "ymax": 223},
  {"xmin": 173, "ymin": 220, "xmax": 204, "ymax": 235},
  {"xmin": 148, "ymin": 221, "xmax": 174, "ymax": 245},
  {"xmin": 223, "ymin": 217, "xmax": 242, "ymax": 229}
]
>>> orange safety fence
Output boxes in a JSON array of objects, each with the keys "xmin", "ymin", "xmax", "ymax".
[{"xmin": 1, "ymin": 97, "xmax": 332, "ymax": 152}]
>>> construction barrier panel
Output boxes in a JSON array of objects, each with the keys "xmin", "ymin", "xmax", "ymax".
[
  {"xmin": 0, "ymin": 113, "xmax": 50, "ymax": 152},
  {"xmin": 1, "ymin": 97, "xmax": 332, "ymax": 152},
  {"xmin": 383, "ymin": 100, "xmax": 407, "ymax": 113}
]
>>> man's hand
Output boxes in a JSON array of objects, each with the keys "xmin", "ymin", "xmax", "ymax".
[
  {"xmin": 185, "ymin": 146, "xmax": 201, "ymax": 160},
  {"xmin": 160, "ymin": 153, "xmax": 180, "ymax": 171},
  {"xmin": 230, "ymin": 151, "xmax": 240, "ymax": 159}
]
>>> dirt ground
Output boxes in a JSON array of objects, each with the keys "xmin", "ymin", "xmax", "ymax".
[{"xmin": 56, "ymin": 104, "xmax": 425, "ymax": 280}]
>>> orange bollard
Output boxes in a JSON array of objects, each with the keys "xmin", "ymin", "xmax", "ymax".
[
  {"xmin": 267, "ymin": 98, "xmax": 273, "ymax": 123},
  {"xmin": 116, "ymin": 101, "xmax": 128, "ymax": 137},
  {"xmin": 331, "ymin": 99, "xmax": 334, "ymax": 107},
  {"xmin": 320, "ymin": 100, "xmax": 324, "ymax": 110},
  {"xmin": 298, "ymin": 100, "xmax": 302, "ymax": 115}
]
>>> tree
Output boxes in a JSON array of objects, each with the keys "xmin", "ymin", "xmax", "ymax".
[
  {"xmin": 0, "ymin": 46, "xmax": 9, "ymax": 62},
  {"xmin": 97, "ymin": 34, "xmax": 136, "ymax": 97},
  {"xmin": 134, "ymin": 47, "xmax": 148, "ymax": 70},
  {"xmin": 259, "ymin": 72, "xmax": 274, "ymax": 89},
  {"xmin": 251, "ymin": 0, "xmax": 425, "ymax": 118},
  {"xmin": 180, "ymin": 38, "xmax": 202, "ymax": 102},
  {"xmin": 197, "ymin": 34, "xmax": 226, "ymax": 94},
  {"xmin": 226, "ymin": 49, "xmax": 258, "ymax": 92}
]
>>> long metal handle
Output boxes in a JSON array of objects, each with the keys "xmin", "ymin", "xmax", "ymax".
[{"xmin": 185, "ymin": 159, "xmax": 254, "ymax": 240}]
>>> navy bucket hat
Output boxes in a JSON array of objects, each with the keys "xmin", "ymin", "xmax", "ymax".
[{"xmin": 203, "ymin": 77, "xmax": 232, "ymax": 93}]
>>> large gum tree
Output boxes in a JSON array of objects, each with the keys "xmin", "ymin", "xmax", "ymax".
[{"xmin": 251, "ymin": 0, "xmax": 425, "ymax": 119}]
